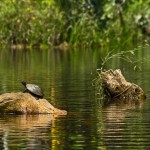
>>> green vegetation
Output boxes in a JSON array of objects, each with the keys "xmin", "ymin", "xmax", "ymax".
[
  {"xmin": 0, "ymin": 0, "xmax": 149, "ymax": 48},
  {"xmin": 92, "ymin": 44, "xmax": 149, "ymax": 106}
]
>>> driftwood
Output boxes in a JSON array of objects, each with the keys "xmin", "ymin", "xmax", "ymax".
[
  {"xmin": 101, "ymin": 69, "xmax": 145, "ymax": 101},
  {"xmin": 0, "ymin": 92, "xmax": 67, "ymax": 115}
]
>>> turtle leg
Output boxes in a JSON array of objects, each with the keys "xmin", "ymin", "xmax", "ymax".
[
  {"xmin": 23, "ymin": 88, "xmax": 28, "ymax": 93},
  {"xmin": 35, "ymin": 97, "xmax": 39, "ymax": 100}
]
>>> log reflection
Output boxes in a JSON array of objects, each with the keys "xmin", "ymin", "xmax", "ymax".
[
  {"xmin": 0, "ymin": 114, "xmax": 62, "ymax": 149},
  {"xmin": 98, "ymin": 98, "xmax": 144, "ymax": 148}
]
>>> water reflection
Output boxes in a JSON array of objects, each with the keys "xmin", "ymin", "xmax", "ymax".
[
  {"xmin": 0, "ymin": 46, "xmax": 150, "ymax": 149},
  {"xmin": 94, "ymin": 96, "xmax": 144, "ymax": 148},
  {"xmin": 0, "ymin": 114, "xmax": 66, "ymax": 149}
]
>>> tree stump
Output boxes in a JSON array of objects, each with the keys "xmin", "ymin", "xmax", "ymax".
[{"xmin": 100, "ymin": 69, "xmax": 145, "ymax": 101}]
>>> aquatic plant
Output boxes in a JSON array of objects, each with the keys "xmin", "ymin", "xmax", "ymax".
[{"xmin": 92, "ymin": 44, "xmax": 148, "ymax": 105}]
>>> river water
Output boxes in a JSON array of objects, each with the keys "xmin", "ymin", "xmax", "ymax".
[{"xmin": 0, "ymin": 47, "xmax": 150, "ymax": 149}]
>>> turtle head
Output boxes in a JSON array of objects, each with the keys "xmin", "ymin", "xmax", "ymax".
[{"xmin": 21, "ymin": 81, "xmax": 26, "ymax": 86}]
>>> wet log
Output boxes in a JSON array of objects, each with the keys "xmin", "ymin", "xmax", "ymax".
[
  {"xmin": 0, "ymin": 92, "xmax": 67, "ymax": 115},
  {"xmin": 101, "ymin": 69, "xmax": 145, "ymax": 101}
]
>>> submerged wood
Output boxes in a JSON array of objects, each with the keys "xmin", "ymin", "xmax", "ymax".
[
  {"xmin": 0, "ymin": 92, "xmax": 67, "ymax": 115},
  {"xmin": 101, "ymin": 69, "xmax": 145, "ymax": 101}
]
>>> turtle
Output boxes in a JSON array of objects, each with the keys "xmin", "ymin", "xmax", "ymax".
[{"xmin": 21, "ymin": 81, "xmax": 44, "ymax": 99}]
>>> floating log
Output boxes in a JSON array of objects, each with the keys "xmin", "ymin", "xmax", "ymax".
[
  {"xmin": 100, "ymin": 69, "xmax": 145, "ymax": 101},
  {"xmin": 0, "ymin": 92, "xmax": 67, "ymax": 115}
]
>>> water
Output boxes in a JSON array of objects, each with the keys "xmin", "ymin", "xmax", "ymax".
[{"xmin": 0, "ymin": 47, "xmax": 150, "ymax": 150}]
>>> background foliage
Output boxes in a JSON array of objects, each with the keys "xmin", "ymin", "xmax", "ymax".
[{"xmin": 0, "ymin": 0, "xmax": 149, "ymax": 48}]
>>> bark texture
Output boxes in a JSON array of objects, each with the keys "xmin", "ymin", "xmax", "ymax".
[
  {"xmin": 101, "ymin": 69, "xmax": 145, "ymax": 100},
  {"xmin": 0, "ymin": 92, "xmax": 67, "ymax": 115}
]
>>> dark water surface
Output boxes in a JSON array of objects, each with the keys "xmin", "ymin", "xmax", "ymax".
[{"xmin": 0, "ymin": 47, "xmax": 150, "ymax": 150}]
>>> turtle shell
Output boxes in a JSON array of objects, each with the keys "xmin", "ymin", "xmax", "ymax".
[{"xmin": 26, "ymin": 84, "xmax": 43, "ymax": 98}]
